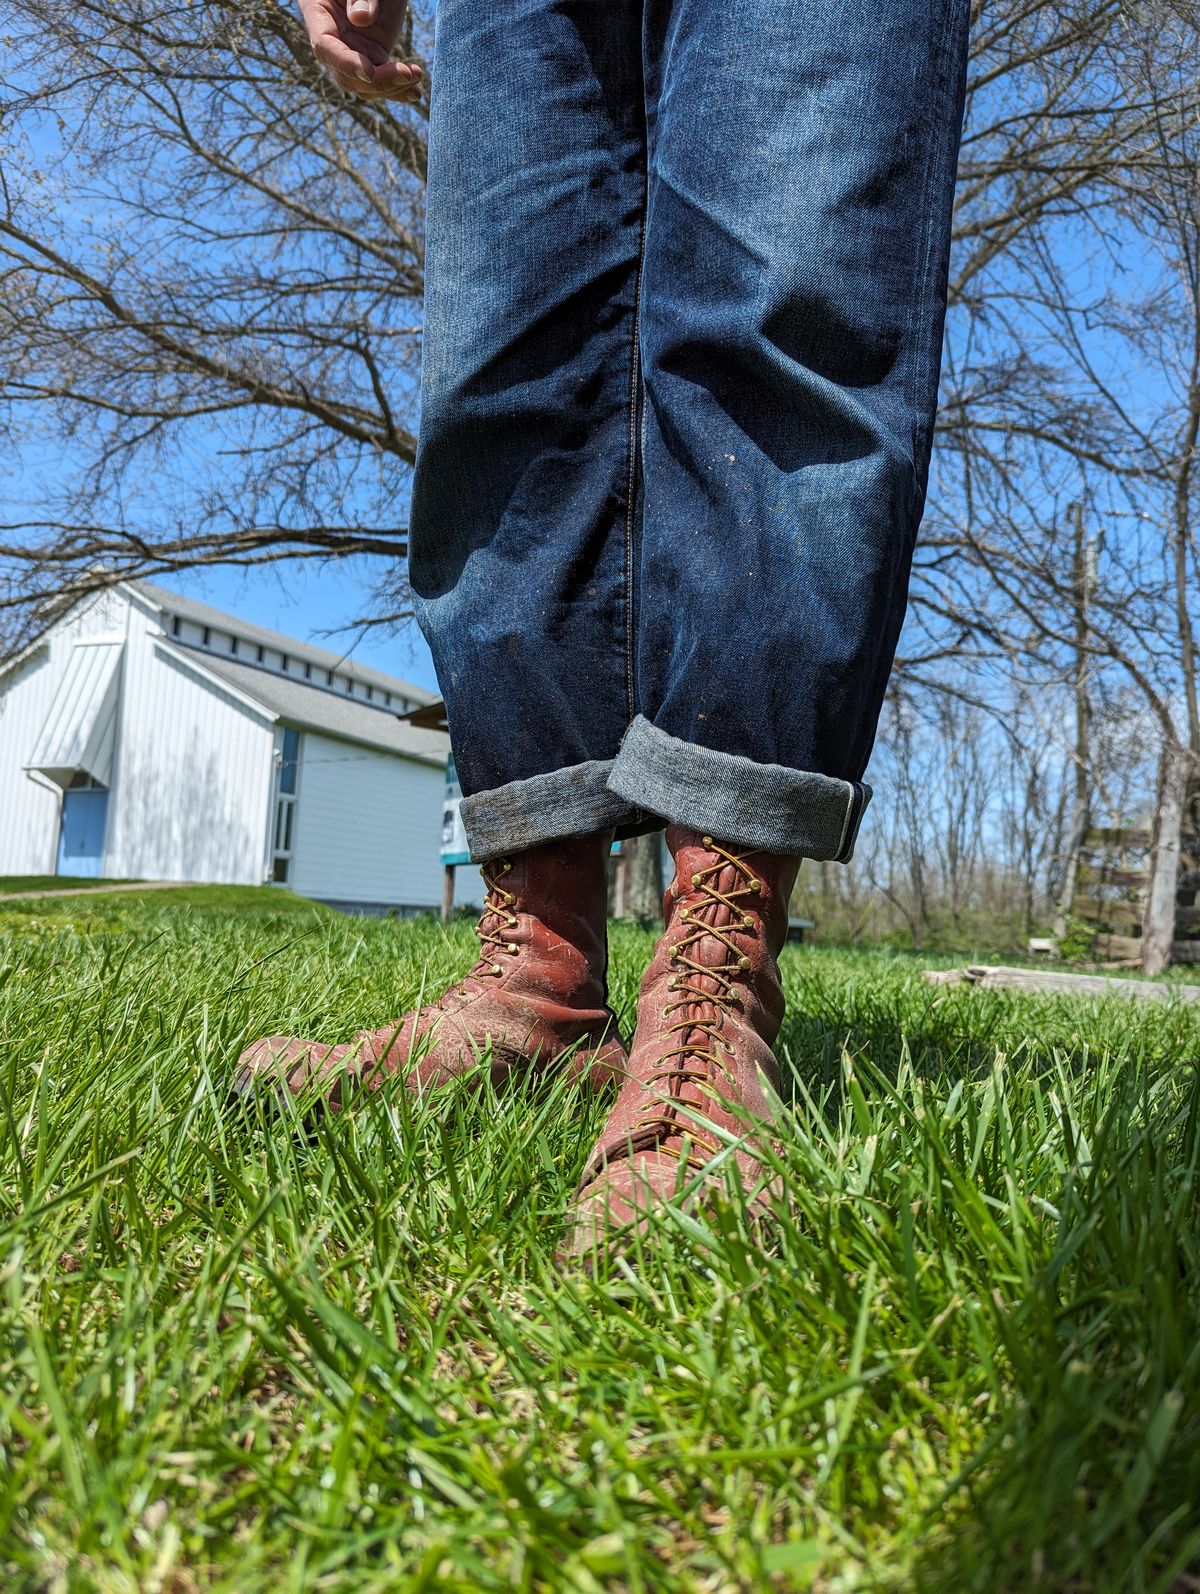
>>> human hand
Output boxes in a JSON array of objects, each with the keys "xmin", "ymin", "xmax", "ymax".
[{"xmin": 296, "ymin": 0, "xmax": 423, "ymax": 102}]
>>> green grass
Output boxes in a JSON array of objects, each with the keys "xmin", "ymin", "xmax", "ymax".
[
  {"xmin": 0, "ymin": 875, "xmax": 138, "ymax": 897},
  {"xmin": 1, "ymin": 898, "xmax": 1198, "ymax": 1591},
  {"xmin": 0, "ymin": 883, "xmax": 335, "ymax": 934}
]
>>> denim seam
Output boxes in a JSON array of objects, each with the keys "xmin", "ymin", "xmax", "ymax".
[
  {"xmin": 906, "ymin": 2, "xmax": 966, "ymax": 490},
  {"xmin": 622, "ymin": 188, "xmax": 648, "ymax": 725}
]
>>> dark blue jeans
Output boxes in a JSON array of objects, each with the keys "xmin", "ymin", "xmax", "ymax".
[{"xmin": 410, "ymin": 0, "xmax": 971, "ymax": 863}]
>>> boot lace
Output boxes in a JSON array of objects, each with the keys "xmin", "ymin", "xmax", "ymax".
[
  {"xmin": 630, "ymin": 837, "xmax": 763, "ymax": 1166},
  {"xmin": 471, "ymin": 857, "xmax": 521, "ymax": 977}
]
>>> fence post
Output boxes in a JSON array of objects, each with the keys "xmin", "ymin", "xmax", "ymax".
[{"xmin": 1142, "ymin": 744, "xmax": 1188, "ymax": 976}]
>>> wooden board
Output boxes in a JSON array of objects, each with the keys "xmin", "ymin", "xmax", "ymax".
[
  {"xmin": 1083, "ymin": 826, "xmax": 1151, "ymax": 847},
  {"xmin": 923, "ymin": 964, "xmax": 1200, "ymax": 1004},
  {"xmin": 1070, "ymin": 896, "xmax": 1144, "ymax": 929},
  {"xmin": 1091, "ymin": 933, "xmax": 1142, "ymax": 959},
  {"xmin": 1076, "ymin": 863, "xmax": 1148, "ymax": 889}
]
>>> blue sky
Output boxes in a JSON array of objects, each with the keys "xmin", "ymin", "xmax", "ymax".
[
  {"xmin": 1, "ymin": 71, "xmax": 441, "ymax": 696},
  {"xmin": 162, "ymin": 558, "xmax": 442, "ymax": 695},
  {"xmin": 3, "ymin": 41, "xmax": 1179, "ymax": 744}
]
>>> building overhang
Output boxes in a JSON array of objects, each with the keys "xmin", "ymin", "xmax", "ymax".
[{"xmin": 25, "ymin": 636, "xmax": 124, "ymax": 790}]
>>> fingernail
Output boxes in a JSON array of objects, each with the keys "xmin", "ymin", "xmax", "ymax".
[{"xmin": 356, "ymin": 66, "xmax": 371, "ymax": 83}]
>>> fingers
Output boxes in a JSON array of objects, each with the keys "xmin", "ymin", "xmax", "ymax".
[
  {"xmin": 314, "ymin": 34, "xmax": 424, "ymax": 102},
  {"xmin": 333, "ymin": 60, "xmax": 424, "ymax": 103}
]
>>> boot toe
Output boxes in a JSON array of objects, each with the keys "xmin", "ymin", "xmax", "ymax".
[
  {"xmin": 233, "ymin": 1034, "xmax": 354, "ymax": 1109},
  {"xmin": 560, "ymin": 1152, "xmax": 690, "ymax": 1263},
  {"xmin": 559, "ymin": 1022, "xmax": 629, "ymax": 1093},
  {"xmin": 562, "ymin": 1146, "xmax": 784, "ymax": 1265}
]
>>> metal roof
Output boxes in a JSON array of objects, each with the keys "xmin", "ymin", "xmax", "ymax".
[
  {"xmin": 131, "ymin": 580, "xmax": 437, "ymax": 706},
  {"xmin": 402, "ymin": 699, "xmax": 449, "ymax": 732},
  {"xmin": 27, "ymin": 637, "xmax": 124, "ymax": 788},
  {"xmin": 158, "ymin": 641, "xmax": 448, "ymax": 767}
]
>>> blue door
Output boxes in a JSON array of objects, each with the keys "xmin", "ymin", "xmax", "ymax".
[{"xmin": 57, "ymin": 788, "xmax": 109, "ymax": 877}]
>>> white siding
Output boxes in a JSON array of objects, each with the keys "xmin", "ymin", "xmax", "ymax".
[
  {"xmin": 290, "ymin": 731, "xmax": 482, "ymax": 909},
  {"xmin": 0, "ymin": 590, "xmax": 129, "ymax": 876},
  {"xmin": 103, "ymin": 599, "xmax": 276, "ymax": 884},
  {"xmin": 27, "ymin": 638, "xmax": 124, "ymax": 786},
  {"xmin": 1, "ymin": 585, "xmax": 469, "ymax": 899}
]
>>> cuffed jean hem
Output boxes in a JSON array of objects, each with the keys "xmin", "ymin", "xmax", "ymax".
[
  {"xmin": 606, "ymin": 715, "xmax": 871, "ymax": 861},
  {"xmin": 459, "ymin": 759, "xmax": 638, "ymax": 861}
]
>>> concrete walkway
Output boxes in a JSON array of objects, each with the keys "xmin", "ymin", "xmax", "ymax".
[{"xmin": 0, "ymin": 881, "xmax": 189, "ymax": 903}]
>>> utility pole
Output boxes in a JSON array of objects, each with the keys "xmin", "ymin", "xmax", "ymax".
[{"xmin": 1055, "ymin": 502, "xmax": 1095, "ymax": 942}]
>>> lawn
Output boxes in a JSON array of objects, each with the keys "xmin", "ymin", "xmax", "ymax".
[
  {"xmin": 0, "ymin": 891, "xmax": 1197, "ymax": 1591},
  {"xmin": 0, "ymin": 875, "xmax": 137, "ymax": 897}
]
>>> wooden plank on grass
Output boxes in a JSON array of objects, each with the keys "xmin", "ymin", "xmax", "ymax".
[{"xmin": 923, "ymin": 964, "xmax": 1200, "ymax": 1004}]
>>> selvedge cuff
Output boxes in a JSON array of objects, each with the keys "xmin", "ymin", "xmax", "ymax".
[
  {"xmin": 460, "ymin": 758, "xmax": 637, "ymax": 862},
  {"xmin": 606, "ymin": 715, "xmax": 870, "ymax": 861}
]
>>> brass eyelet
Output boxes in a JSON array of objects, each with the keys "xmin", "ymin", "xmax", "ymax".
[
  {"xmin": 739, "ymin": 956, "xmax": 751, "ymax": 971},
  {"xmin": 507, "ymin": 942, "xmax": 518, "ymax": 954},
  {"xmin": 492, "ymin": 963, "xmax": 503, "ymax": 975}
]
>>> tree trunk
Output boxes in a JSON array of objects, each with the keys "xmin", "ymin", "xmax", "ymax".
[
  {"xmin": 1054, "ymin": 502, "xmax": 1094, "ymax": 942},
  {"xmin": 1142, "ymin": 744, "xmax": 1188, "ymax": 976},
  {"xmin": 624, "ymin": 834, "xmax": 665, "ymax": 923}
]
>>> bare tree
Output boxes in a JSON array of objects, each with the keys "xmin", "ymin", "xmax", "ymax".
[
  {"xmin": 3, "ymin": 0, "xmax": 1198, "ymax": 956},
  {"xmin": 868, "ymin": 693, "xmax": 934, "ymax": 948},
  {"xmin": 996, "ymin": 689, "xmax": 1070, "ymax": 935},
  {"xmin": 0, "ymin": 0, "xmax": 429, "ymax": 652},
  {"xmin": 910, "ymin": 2, "xmax": 1200, "ymax": 741},
  {"xmin": 1, "ymin": 0, "xmax": 1188, "ymax": 665},
  {"xmin": 929, "ymin": 697, "xmax": 996, "ymax": 933}
]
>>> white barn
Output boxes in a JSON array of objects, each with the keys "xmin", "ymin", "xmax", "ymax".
[{"xmin": 0, "ymin": 580, "xmax": 479, "ymax": 912}]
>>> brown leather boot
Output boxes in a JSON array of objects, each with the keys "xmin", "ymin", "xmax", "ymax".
[
  {"xmin": 563, "ymin": 827, "xmax": 799, "ymax": 1260},
  {"xmin": 235, "ymin": 832, "xmax": 627, "ymax": 1110}
]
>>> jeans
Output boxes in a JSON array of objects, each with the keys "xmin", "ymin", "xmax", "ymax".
[{"xmin": 410, "ymin": 0, "xmax": 971, "ymax": 863}]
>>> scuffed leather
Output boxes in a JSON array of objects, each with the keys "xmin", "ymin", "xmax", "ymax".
[
  {"xmin": 235, "ymin": 832, "xmax": 626, "ymax": 1110},
  {"xmin": 563, "ymin": 826, "xmax": 799, "ymax": 1257}
]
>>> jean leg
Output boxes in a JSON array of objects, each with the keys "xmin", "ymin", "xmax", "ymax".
[
  {"xmin": 607, "ymin": 0, "xmax": 971, "ymax": 859},
  {"xmin": 410, "ymin": 0, "xmax": 647, "ymax": 859}
]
